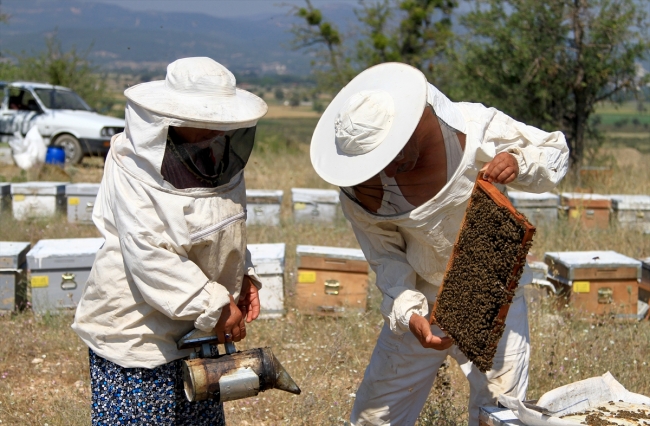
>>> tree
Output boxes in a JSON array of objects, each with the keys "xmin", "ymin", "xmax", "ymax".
[
  {"xmin": 16, "ymin": 33, "xmax": 111, "ymax": 112},
  {"xmin": 456, "ymin": 0, "xmax": 650, "ymax": 168},
  {"xmin": 292, "ymin": 0, "xmax": 457, "ymax": 91}
]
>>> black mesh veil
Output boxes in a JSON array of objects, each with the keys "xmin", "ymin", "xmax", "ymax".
[{"xmin": 161, "ymin": 126, "xmax": 256, "ymax": 189}]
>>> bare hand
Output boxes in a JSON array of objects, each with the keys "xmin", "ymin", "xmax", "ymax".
[
  {"xmin": 481, "ymin": 152, "xmax": 519, "ymax": 184},
  {"xmin": 237, "ymin": 275, "xmax": 261, "ymax": 323},
  {"xmin": 409, "ymin": 313, "xmax": 454, "ymax": 350},
  {"xmin": 214, "ymin": 295, "xmax": 245, "ymax": 342}
]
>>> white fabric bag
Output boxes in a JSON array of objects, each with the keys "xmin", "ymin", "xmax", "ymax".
[
  {"xmin": 498, "ymin": 372, "xmax": 650, "ymax": 425},
  {"xmin": 9, "ymin": 126, "xmax": 47, "ymax": 170}
]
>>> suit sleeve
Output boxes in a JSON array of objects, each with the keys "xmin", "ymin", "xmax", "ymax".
[
  {"xmin": 484, "ymin": 108, "xmax": 570, "ymax": 192},
  {"xmin": 341, "ymin": 194, "xmax": 428, "ymax": 334}
]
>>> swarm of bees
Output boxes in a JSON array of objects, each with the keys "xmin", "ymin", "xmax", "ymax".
[{"xmin": 433, "ymin": 186, "xmax": 534, "ymax": 372}]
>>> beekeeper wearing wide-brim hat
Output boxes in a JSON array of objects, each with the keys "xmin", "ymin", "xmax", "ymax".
[
  {"xmin": 310, "ymin": 62, "xmax": 569, "ymax": 426},
  {"xmin": 73, "ymin": 57, "xmax": 266, "ymax": 425}
]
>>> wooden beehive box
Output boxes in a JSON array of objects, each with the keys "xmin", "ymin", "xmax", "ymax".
[
  {"xmin": 610, "ymin": 195, "xmax": 650, "ymax": 233},
  {"xmin": 295, "ymin": 245, "xmax": 368, "ymax": 316},
  {"xmin": 507, "ymin": 190, "xmax": 559, "ymax": 226},
  {"xmin": 545, "ymin": 250, "xmax": 641, "ymax": 319},
  {"xmin": 642, "ymin": 258, "xmax": 650, "ymax": 320},
  {"xmin": 431, "ymin": 178, "xmax": 535, "ymax": 372},
  {"xmin": 248, "ymin": 243, "xmax": 286, "ymax": 319},
  {"xmin": 291, "ymin": 188, "xmax": 340, "ymax": 225},
  {"xmin": 246, "ymin": 189, "xmax": 283, "ymax": 227},
  {"xmin": 560, "ymin": 193, "xmax": 611, "ymax": 229}
]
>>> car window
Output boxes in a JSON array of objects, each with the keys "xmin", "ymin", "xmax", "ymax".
[
  {"xmin": 7, "ymin": 87, "xmax": 41, "ymax": 112},
  {"xmin": 33, "ymin": 88, "xmax": 92, "ymax": 111}
]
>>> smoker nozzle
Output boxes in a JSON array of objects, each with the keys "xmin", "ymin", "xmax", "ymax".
[{"xmin": 273, "ymin": 353, "xmax": 301, "ymax": 395}]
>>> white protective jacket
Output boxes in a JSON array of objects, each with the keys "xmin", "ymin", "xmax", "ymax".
[
  {"xmin": 341, "ymin": 83, "xmax": 569, "ymax": 335},
  {"xmin": 72, "ymin": 102, "xmax": 261, "ymax": 369}
]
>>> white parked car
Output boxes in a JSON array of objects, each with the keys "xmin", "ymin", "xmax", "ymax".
[{"xmin": 0, "ymin": 81, "xmax": 125, "ymax": 164}]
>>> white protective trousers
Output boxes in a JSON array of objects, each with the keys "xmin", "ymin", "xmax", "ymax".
[{"xmin": 351, "ymin": 291, "xmax": 530, "ymax": 426}]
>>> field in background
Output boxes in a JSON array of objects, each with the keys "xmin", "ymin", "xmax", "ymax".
[{"xmin": 0, "ymin": 113, "xmax": 649, "ymax": 425}]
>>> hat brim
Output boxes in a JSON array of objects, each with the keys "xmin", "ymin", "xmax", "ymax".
[
  {"xmin": 310, "ymin": 63, "xmax": 428, "ymax": 187},
  {"xmin": 124, "ymin": 81, "xmax": 268, "ymax": 126}
]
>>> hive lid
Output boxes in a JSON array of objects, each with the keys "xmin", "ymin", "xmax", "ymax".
[
  {"xmin": 507, "ymin": 190, "xmax": 559, "ymax": 208},
  {"xmin": 248, "ymin": 243, "xmax": 285, "ymax": 262},
  {"xmin": 65, "ymin": 183, "xmax": 101, "ymax": 196},
  {"xmin": 0, "ymin": 241, "xmax": 31, "ymax": 269},
  {"xmin": 291, "ymin": 188, "xmax": 339, "ymax": 204},
  {"xmin": 296, "ymin": 245, "xmax": 366, "ymax": 261},
  {"xmin": 11, "ymin": 182, "xmax": 67, "ymax": 195},
  {"xmin": 609, "ymin": 194, "xmax": 650, "ymax": 211},
  {"xmin": 246, "ymin": 189, "xmax": 283, "ymax": 198},
  {"xmin": 27, "ymin": 238, "xmax": 104, "ymax": 270},
  {"xmin": 0, "ymin": 183, "xmax": 9, "ymax": 196},
  {"xmin": 527, "ymin": 261, "xmax": 549, "ymax": 281},
  {"xmin": 545, "ymin": 250, "xmax": 641, "ymax": 270},
  {"xmin": 246, "ymin": 189, "xmax": 283, "ymax": 203},
  {"xmin": 560, "ymin": 192, "xmax": 611, "ymax": 208},
  {"xmin": 248, "ymin": 243, "xmax": 285, "ymax": 274}
]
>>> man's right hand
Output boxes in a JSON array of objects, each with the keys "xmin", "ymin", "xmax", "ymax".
[
  {"xmin": 409, "ymin": 313, "xmax": 454, "ymax": 350},
  {"xmin": 213, "ymin": 295, "xmax": 245, "ymax": 343}
]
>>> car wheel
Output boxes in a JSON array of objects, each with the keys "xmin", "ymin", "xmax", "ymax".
[{"xmin": 53, "ymin": 134, "xmax": 83, "ymax": 164}]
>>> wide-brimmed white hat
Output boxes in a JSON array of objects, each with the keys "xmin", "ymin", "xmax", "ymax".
[
  {"xmin": 310, "ymin": 62, "xmax": 428, "ymax": 187},
  {"xmin": 124, "ymin": 57, "xmax": 267, "ymax": 126}
]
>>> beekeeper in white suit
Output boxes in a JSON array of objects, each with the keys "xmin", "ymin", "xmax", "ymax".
[
  {"xmin": 310, "ymin": 62, "xmax": 569, "ymax": 425},
  {"xmin": 72, "ymin": 57, "xmax": 265, "ymax": 426}
]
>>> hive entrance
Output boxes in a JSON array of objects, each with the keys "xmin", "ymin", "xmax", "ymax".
[{"xmin": 431, "ymin": 179, "xmax": 535, "ymax": 372}]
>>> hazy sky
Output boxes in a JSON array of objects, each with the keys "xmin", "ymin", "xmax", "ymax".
[{"xmin": 89, "ymin": 0, "xmax": 358, "ymax": 18}]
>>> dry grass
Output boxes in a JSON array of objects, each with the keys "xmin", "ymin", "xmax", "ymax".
[
  {"xmin": 264, "ymin": 105, "xmax": 321, "ymax": 119},
  {"xmin": 0, "ymin": 125, "xmax": 649, "ymax": 425}
]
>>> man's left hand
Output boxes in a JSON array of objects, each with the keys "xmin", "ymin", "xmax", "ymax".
[
  {"xmin": 481, "ymin": 152, "xmax": 519, "ymax": 184},
  {"xmin": 238, "ymin": 275, "xmax": 261, "ymax": 323}
]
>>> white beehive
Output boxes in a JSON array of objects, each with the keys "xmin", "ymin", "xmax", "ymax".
[
  {"xmin": 246, "ymin": 190, "xmax": 283, "ymax": 227},
  {"xmin": 27, "ymin": 238, "xmax": 104, "ymax": 314},
  {"xmin": 609, "ymin": 194, "xmax": 650, "ymax": 233},
  {"xmin": 248, "ymin": 243, "xmax": 285, "ymax": 319},
  {"xmin": 11, "ymin": 181, "xmax": 67, "ymax": 220},
  {"xmin": 0, "ymin": 241, "xmax": 31, "ymax": 311},
  {"xmin": 291, "ymin": 188, "xmax": 340, "ymax": 224},
  {"xmin": 65, "ymin": 183, "xmax": 100, "ymax": 224},
  {"xmin": 507, "ymin": 191, "xmax": 559, "ymax": 226}
]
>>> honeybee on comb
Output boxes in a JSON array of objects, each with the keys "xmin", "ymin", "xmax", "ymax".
[{"xmin": 431, "ymin": 178, "xmax": 535, "ymax": 372}]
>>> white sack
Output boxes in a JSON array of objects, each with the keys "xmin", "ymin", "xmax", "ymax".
[
  {"xmin": 9, "ymin": 126, "xmax": 47, "ymax": 170},
  {"xmin": 498, "ymin": 372, "xmax": 650, "ymax": 425}
]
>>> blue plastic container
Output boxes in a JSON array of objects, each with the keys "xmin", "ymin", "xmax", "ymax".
[{"xmin": 45, "ymin": 146, "xmax": 66, "ymax": 167}]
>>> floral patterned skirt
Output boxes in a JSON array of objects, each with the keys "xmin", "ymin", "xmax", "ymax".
[{"xmin": 89, "ymin": 349, "xmax": 225, "ymax": 426}]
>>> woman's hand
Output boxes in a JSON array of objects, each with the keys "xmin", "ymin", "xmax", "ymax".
[
  {"xmin": 214, "ymin": 295, "xmax": 245, "ymax": 342},
  {"xmin": 481, "ymin": 152, "xmax": 519, "ymax": 184},
  {"xmin": 237, "ymin": 275, "xmax": 261, "ymax": 323},
  {"xmin": 409, "ymin": 313, "xmax": 454, "ymax": 350}
]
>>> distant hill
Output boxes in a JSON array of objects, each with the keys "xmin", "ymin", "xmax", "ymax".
[{"xmin": 0, "ymin": 0, "xmax": 356, "ymax": 76}]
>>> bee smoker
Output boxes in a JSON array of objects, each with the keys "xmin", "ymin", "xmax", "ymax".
[{"xmin": 177, "ymin": 329, "xmax": 301, "ymax": 402}]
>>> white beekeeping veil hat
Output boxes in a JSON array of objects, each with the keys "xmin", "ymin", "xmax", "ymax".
[
  {"xmin": 124, "ymin": 57, "xmax": 267, "ymax": 127},
  {"xmin": 310, "ymin": 62, "xmax": 427, "ymax": 187}
]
